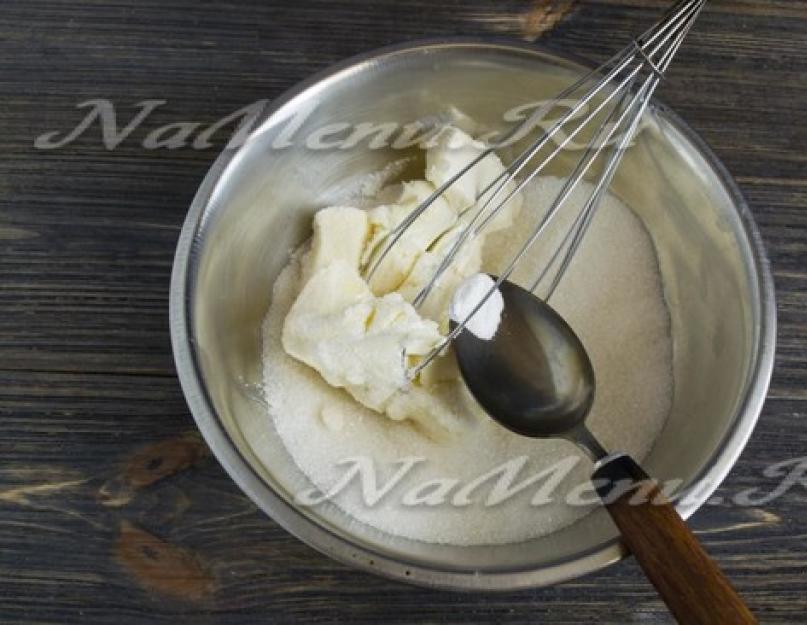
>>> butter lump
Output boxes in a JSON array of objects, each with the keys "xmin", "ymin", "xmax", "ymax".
[
  {"xmin": 363, "ymin": 181, "xmax": 457, "ymax": 296},
  {"xmin": 281, "ymin": 127, "xmax": 522, "ymax": 437},
  {"xmin": 396, "ymin": 223, "xmax": 484, "ymax": 329},
  {"xmin": 283, "ymin": 261, "xmax": 443, "ymax": 414},
  {"xmin": 305, "ymin": 206, "xmax": 370, "ymax": 280},
  {"xmin": 426, "ymin": 127, "xmax": 521, "ymax": 234}
]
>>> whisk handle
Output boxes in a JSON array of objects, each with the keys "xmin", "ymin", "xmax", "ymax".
[{"xmin": 593, "ymin": 455, "xmax": 757, "ymax": 625}]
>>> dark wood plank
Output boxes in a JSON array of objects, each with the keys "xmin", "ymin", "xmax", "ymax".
[
  {"xmin": 1, "ymin": 0, "xmax": 806, "ymax": 623},
  {"xmin": 1, "ymin": 370, "xmax": 805, "ymax": 623}
]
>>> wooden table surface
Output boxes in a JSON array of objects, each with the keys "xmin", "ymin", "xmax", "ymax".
[{"xmin": 2, "ymin": 1, "xmax": 806, "ymax": 623}]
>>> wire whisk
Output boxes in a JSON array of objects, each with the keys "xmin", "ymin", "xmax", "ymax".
[{"xmin": 364, "ymin": 0, "xmax": 706, "ymax": 376}]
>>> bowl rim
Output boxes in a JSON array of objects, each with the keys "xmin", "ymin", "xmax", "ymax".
[{"xmin": 169, "ymin": 37, "xmax": 777, "ymax": 591}]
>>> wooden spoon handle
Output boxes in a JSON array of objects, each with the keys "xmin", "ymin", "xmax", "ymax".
[{"xmin": 592, "ymin": 454, "xmax": 757, "ymax": 625}]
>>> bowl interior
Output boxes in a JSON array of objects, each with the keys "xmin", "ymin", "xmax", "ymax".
[{"xmin": 176, "ymin": 42, "xmax": 768, "ymax": 587}]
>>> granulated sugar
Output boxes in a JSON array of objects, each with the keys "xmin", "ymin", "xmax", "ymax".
[{"xmin": 261, "ymin": 176, "xmax": 673, "ymax": 546}]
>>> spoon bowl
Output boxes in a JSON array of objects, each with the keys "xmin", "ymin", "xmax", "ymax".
[{"xmin": 451, "ymin": 277, "xmax": 604, "ymax": 458}]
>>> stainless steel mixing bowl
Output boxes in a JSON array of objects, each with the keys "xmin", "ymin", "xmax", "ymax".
[{"xmin": 170, "ymin": 40, "xmax": 776, "ymax": 590}]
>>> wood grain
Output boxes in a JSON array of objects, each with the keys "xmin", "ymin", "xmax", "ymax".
[
  {"xmin": 595, "ymin": 456, "xmax": 757, "ymax": 624},
  {"xmin": 0, "ymin": 0, "xmax": 805, "ymax": 623}
]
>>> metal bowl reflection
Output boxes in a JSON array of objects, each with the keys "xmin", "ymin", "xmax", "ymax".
[{"xmin": 170, "ymin": 40, "xmax": 775, "ymax": 590}]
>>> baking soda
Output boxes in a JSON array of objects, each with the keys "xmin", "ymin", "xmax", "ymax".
[{"xmin": 449, "ymin": 273, "xmax": 504, "ymax": 340}]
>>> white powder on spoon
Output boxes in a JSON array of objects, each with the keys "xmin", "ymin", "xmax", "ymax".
[{"xmin": 449, "ymin": 273, "xmax": 504, "ymax": 340}]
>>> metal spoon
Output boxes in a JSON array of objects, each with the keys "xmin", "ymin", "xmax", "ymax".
[{"xmin": 451, "ymin": 277, "xmax": 756, "ymax": 625}]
